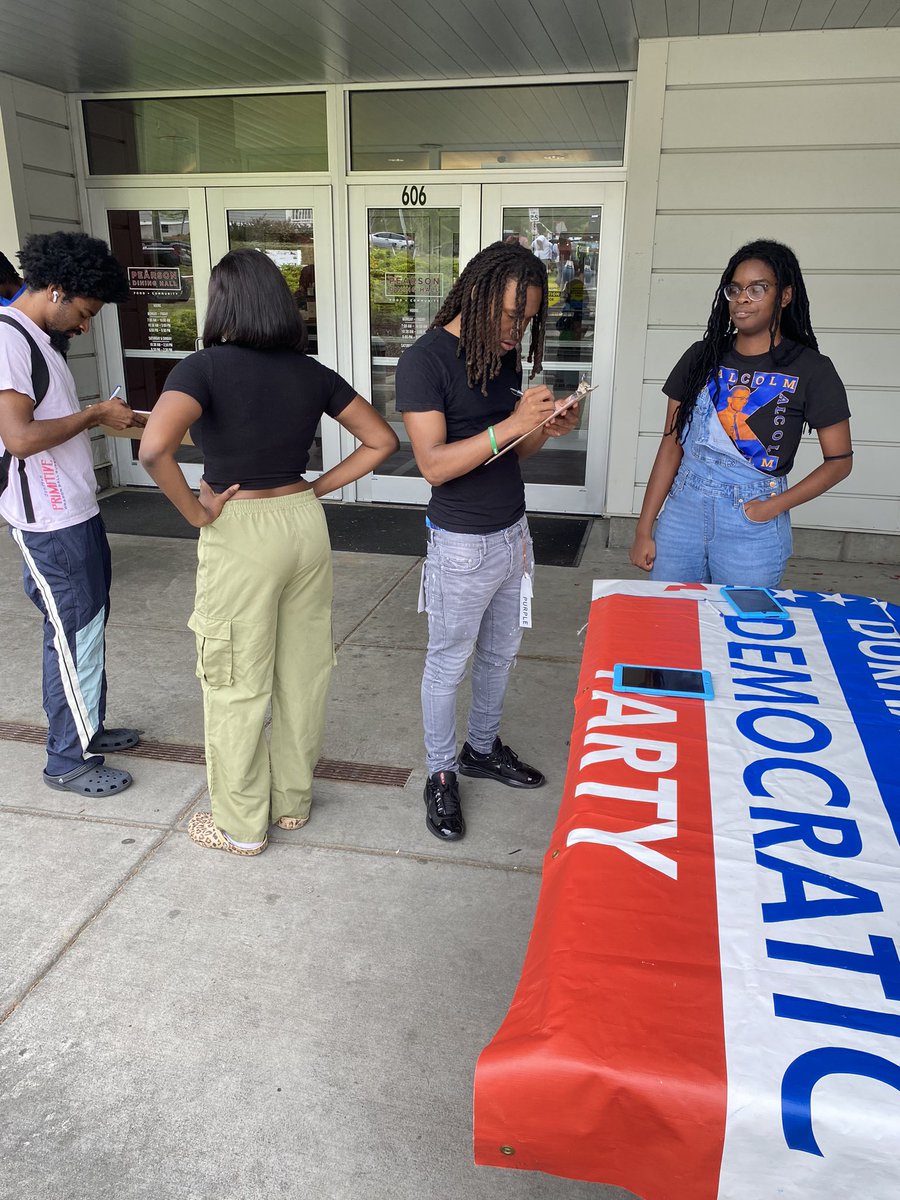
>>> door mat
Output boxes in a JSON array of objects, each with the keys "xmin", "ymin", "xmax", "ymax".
[{"xmin": 98, "ymin": 491, "xmax": 592, "ymax": 568}]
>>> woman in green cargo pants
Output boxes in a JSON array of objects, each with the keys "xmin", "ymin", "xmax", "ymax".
[{"xmin": 140, "ymin": 250, "xmax": 398, "ymax": 855}]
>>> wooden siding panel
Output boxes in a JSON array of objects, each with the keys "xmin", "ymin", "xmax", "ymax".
[
  {"xmin": 653, "ymin": 213, "xmax": 900, "ymax": 272},
  {"xmin": 17, "ymin": 118, "xmax": 75, "ymax": 174},
  {"xmin": 11, "ymin": 78, "xmax": 68, "ymax": 125},
  {"xmin": 662, "ymin": 81, "xmax": 900, "ymax": 149},
  {"xmin": 657, "ymin": 148, "xmax": 900, "ymax": 211},
  {"xmin": 648, "ymin": 272, "xmax": 900, "ymax": 333},
  {"xmin": 22, "ymin": 167, "xmax": 79, "ymax": 222},
  {"xmin": 666, "ymin": 25, "xmax": 900, "ymax": 83},
  {"xmin": 68, "ymin": 355, "xmax": 102, "ymax": 401}
]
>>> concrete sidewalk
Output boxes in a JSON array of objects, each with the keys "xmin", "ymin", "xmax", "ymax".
[{"xmin": 1, "ymin": 521, "xmax": 898, "ymax": 1200}]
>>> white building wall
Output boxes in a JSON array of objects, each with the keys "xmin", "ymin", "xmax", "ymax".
[
  {"xmin": 0, "ymin": 73, "xmax": 108, "ymax": 476},
  {"xmin": 608, "ymin": 27, "xmax": 900, "ymax": 536}
]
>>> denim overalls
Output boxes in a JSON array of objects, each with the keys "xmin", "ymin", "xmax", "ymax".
[{"xmin": 650, "ymin": 385, "xmax": 793, "ymax": 587}]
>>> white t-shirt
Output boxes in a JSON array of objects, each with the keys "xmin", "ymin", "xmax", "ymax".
[
  {"xmin": 0, "ymin": 308, "xmax": 99, "ymax": 532},
  {"xmin": 531, "ymin": 235, "xmax": 552, "ymax": 260}
]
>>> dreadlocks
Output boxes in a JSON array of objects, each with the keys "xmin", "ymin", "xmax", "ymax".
[
  {"xmin": 431, "ymin": 241, "xmax": 547, "ymax": 395},
  {"xmin": 673, "ymin": 239, "xmax": 819, "ymax": 441}
]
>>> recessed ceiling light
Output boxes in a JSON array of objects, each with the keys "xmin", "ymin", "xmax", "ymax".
[
  {"xmin": 543, "ymin": 154, "xmax": 567, "ymax": 160},
  {"xmin": 387, "ymin": 157, "xmax": 404, "ymax": 162}
]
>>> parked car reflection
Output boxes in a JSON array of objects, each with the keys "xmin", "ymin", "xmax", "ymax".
[{"xmin": 369, "ymin": 231, "xmax": 415, "ymax": 252}]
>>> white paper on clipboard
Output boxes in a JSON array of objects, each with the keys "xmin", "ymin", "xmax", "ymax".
[{"xmin": 485, "ymin": 383, "xmax": 597, "ymax": 465}]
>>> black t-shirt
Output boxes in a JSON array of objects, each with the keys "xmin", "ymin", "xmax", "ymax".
[
  {"xmin": 664, "ymin": 339, "xmax": 850, "ymax": 476},
  {"xmin": 394, "ymin": 327, "xmax": 524, "ymax": 533},
  {"xmin": 163, "ymin": 344, "xmax": 356, "ymax": 490}
]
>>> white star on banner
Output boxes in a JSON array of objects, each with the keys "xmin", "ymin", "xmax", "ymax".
[
  {"xmin": 868, "ymin": 598, "xmax": 896, "ymax": 617},
  {"xmin": 772, "ymin": 589, "xmax": 801, "ymax": 603},
  {"xmin": 818, "ymin": 593, "xmax": 850, "ymax": 605}
]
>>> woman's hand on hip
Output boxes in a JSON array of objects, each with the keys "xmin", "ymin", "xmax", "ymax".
[
  {"xmin": 196, "ymin": 479, "xmax": 241, "ymax": 526},
  {"xmin": 630, "ymin": 532, "xmax": 656, "ymax": 572}
]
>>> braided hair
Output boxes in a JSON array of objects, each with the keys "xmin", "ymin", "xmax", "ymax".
[
  {"xmin": 673, "ymin": 239, "xmax": 818, "ymax": 441},
  {"xmin": 431, "ymin": 240, "xmax": 547, "ymax": 395}
]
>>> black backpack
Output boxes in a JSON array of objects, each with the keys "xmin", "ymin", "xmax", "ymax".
[{"xmin": 0, "ymin": 313, "xmax": 51, "ymax": 522}]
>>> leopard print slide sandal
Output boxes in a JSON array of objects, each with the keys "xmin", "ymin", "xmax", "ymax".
[{"xmin": 187, "ymin": 811, "xmax": 267, "ymax": 855}]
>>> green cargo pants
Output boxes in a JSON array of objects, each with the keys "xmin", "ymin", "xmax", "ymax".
[{"xmin": 188, "ymin": 489, "xmax": 334, "ymax": 843}]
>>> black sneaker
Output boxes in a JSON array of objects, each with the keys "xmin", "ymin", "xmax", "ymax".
[
  {"xmin": 424, "ymin": 769, "xmax": 465, "ymax": 841},
  {"xmin": 458, "ymin": 738, "xmax": 545, "ymax": 789}
]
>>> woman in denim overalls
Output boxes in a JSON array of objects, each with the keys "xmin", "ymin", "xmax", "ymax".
[{"xmin": 631, "ymin": 240, "xmax": 853, "ymax": 587}]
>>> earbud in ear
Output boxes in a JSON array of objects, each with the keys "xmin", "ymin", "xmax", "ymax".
[{"xmin": 52, "ymin": 291, "xmax": 59, "ymax": 303}]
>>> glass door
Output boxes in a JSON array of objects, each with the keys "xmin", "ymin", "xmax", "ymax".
[
  {"xmin": 88, "ymin": 186, "xmax": 210, "ymax": 487},
  {"xmin": 90, "ymin": 185, "xmax": 339, "ymax": 488},
  {"xmin": 348, "ymin": 181, "xmax": 622, "ymax": 513},
  {"xmin": 480, "ymin": 183, "xmax": 624, "ymax": 514},
  {"xmin": 205, "ymin": 186, "xmax": 340, "ymax": 481},
  {"xmin": 349, "ymin": 183, "xmax": 481, "ymax": 503}
]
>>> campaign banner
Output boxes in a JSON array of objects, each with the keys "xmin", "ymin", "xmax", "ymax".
[{"xmin": 474, "ymin": 581, "xmax": 900, "ymax": 1199}]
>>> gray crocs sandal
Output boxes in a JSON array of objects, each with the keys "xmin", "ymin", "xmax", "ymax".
[
  {"xmin": 87, "ymin": 727, "xmax": 141, "ymax": 753},
  {"xmin": 43, "ymin": 764, "xmax": 133, "ymax": 795}
]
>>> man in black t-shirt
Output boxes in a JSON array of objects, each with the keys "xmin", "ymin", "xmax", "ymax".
[{"xmin": 396, "ymin": 241, "xmax": 580, "ymax": 843}]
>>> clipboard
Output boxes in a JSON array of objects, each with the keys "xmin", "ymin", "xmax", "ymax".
[
  {"xmin": 485, "ymin": 383, "xmax": 597, "ymax": 465},
  {"xmin": 100, "ymin": 411, "xmax": 195, "ymax": 446}
]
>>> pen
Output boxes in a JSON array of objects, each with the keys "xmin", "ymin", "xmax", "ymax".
[
  {"xmin": 509, "ymin": 388, "xmax": 524, "ymax": 397},
  {"xmin": 108, "ymin": 385, "xmax": 123, "ymax": 403},
  {"xmin": 703, "ymin": 597, "xmax": 726, "ymax": 619}
]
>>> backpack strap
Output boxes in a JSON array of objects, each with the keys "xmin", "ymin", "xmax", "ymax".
[
  {"xmin": 0, "ymin": 313, "xmax": 50, "ymax": 408},
  {"xmin": 0, "ymin": 313, "xmax": 51, "ymax": 514}
]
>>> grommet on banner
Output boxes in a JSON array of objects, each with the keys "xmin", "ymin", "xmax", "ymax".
[
  {"xmin": 500, "ymin": 1145, "xmax": 515, "ymax": 1156},
  {"xmin": 551, "ymin": 849, "xmax": 560, "ymax": 859}
]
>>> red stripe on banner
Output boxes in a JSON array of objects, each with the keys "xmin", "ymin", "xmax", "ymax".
[{"xmin": 474, "ymin": 594, "xmax": 727, "ymax": 1198}]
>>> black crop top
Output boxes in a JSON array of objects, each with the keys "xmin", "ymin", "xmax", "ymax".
[{"xmin": 163, "ymin": 344, "xmax": 356, "ymax": 491}]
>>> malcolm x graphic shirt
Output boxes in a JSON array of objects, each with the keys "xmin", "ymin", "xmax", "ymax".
[{"xmin": 664, "ymin": 339, "xmax": 851, "ymax": 476}]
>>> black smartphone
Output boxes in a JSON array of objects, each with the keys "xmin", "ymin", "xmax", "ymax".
[{"xmin": 613, "ymin": 663, "xmax": 714, "ymax": 699}]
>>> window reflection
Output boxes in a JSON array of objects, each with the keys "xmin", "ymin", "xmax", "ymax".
[
  {"xmin": 501, "ymin": 206, "xmax": 601, "ymax": 487},
  {"xmin": 368, "ymin": 206, "xmax": 460, "ymax": 478},
  {"xmin": 108, "ymin": 209, "xmax": 197, "ymax": 354},
  {"xmin": 226, "ymin": 209, "xmax": 318, "ymax": 355},
  {"xmin": 350, "ymin": 83, "xmax": 626, "ymax": 171},
  {"xmin": 84, "ymin": 94, "xmax": 328, "ymax": 175}
]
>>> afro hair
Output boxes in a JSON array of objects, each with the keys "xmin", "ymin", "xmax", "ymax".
[{"xmin": 18, "ymin": 231, "xmax": 129, "ymax": 304}]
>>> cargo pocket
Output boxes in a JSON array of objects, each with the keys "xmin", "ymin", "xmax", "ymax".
[{"xmin": 187, "ymin": 611, "xmax": 233, "ymax": 688}]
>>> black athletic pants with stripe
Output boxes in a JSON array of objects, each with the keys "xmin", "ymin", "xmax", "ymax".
[{"xmin": 10, "ymin": 515, "xmax": 110, "ymax": 777}]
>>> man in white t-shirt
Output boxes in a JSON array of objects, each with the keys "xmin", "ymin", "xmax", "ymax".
[
  {"xmin": 0, "ymin": 232, "xmax": 144, "ymax": 795},
  {"xmin": 530, "ymin": 233, "xmax": 553, "ymax": 261}
]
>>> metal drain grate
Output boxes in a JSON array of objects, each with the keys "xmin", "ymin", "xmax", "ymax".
[
  {"xmin": 0, "ymin": 721, "xmax": 46, "ymax": 747},
  {"xmin": 0, "ymin": 721, "xmax": 411, "ymax": 787},
  {"xmin": 313, "ymin": 759, "xmax": 412, "ymax": 787}
]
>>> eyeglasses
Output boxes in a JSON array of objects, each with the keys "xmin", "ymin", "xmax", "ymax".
[{"xmin": 723, "ymin": 282, "xmax": 772, "ymax": 302}]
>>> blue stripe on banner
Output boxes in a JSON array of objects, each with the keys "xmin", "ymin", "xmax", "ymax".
[{"xmin": 789, "ymin": 593, "xmax": 900, "ymax": 849}]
